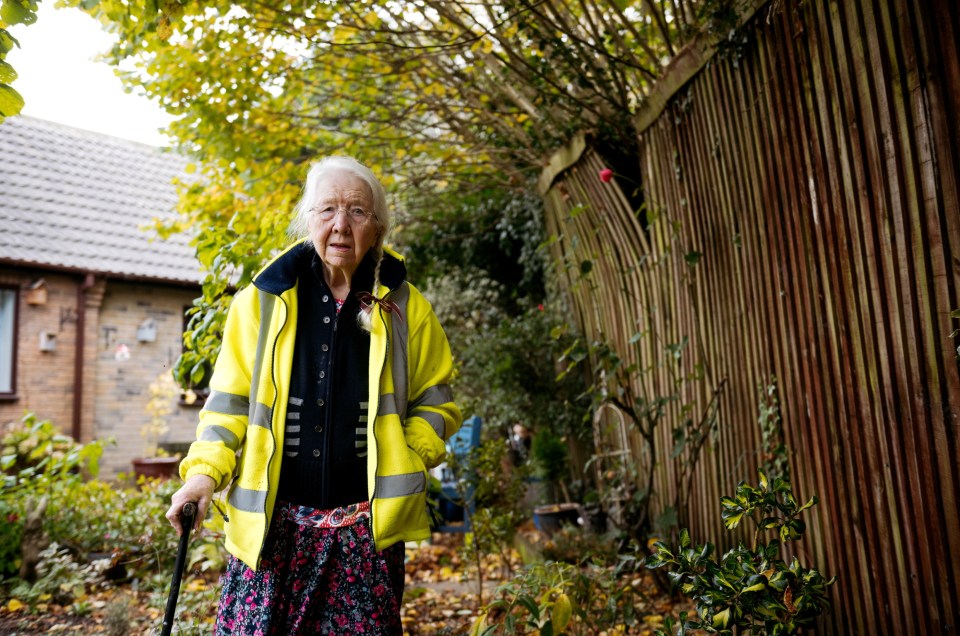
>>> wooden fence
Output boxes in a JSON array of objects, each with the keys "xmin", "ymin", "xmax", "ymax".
[{"xmin": 539, "ymin": 1, "xmax": 960, "ymax": 633}]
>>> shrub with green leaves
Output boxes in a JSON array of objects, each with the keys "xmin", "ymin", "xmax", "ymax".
[
  {"xmin": 42, "ymin": 475, "xmax": 200, "ymax": 580},
  {"xmin": 645, "ymin": 469, "xmax": 837, "ymax": 635},
  {"xmin": 0, "ymin": 499, "xmax": 22, "ymax": 577},
  {"xmin": 0, "ymin": 413, "xmax": 107, "ymax": 579},
  {"xmin": 1, "ymin": 413, "xmax": 105, "ymax": 496},
  {"xmin": 476, "ymin": 560, "xmax": 645, "ymax": 635}
]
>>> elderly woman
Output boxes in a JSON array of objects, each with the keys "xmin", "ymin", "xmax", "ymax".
[{"xmin": 165, "ymin": 156, "xmax": 462, "ymax": 634}]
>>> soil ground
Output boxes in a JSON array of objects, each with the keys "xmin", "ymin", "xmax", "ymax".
[{"xmin": 0, "ymin": 530, "xmax": 684, "ymax": 635}]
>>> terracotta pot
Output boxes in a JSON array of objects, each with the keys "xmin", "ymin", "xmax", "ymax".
[{"xmin": 131, "ymin": 456, "xmax": 180, "ymax": 480}]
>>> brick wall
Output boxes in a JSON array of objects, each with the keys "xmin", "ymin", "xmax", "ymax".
[
  {"xmin": 0, "ymin": 266, "xmax": 203, "ymax": 479},
  {"xmin": 94, "ymin": 281, "xmax": 201, "ymax": 478},
  {"xmin": 0, "ymin": 268, "xmax": 80, "ymax": 431}
]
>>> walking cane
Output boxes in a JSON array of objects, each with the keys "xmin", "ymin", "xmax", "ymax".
[{"xmin": 161, "ymin": 501, "xmax": 197, "ymax": 636}]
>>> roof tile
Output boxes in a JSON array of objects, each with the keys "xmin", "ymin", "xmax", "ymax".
[{"xmin": 0, "ymin": 116, "xmax": 202, "ymax": 284}]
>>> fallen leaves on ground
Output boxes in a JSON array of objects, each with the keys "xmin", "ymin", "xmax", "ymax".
[{"xmin": 0, "ymin": 531, "xmax": 691, "ymax": 635}]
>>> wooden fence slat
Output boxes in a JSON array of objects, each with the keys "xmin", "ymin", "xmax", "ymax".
[{"xmin": 539, "ymin": 1, "xmax": 959, "ymax": 632}]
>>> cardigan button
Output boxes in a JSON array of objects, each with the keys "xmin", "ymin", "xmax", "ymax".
[
  {"xmin": 322, "ymin": 295, "xmax": 329, "ymax": 302},
  {"xmin": 317, "ymin": 398, "xmax": 324, "ymax": 407},
  {"xmin": 312, "ymin": 449, "xmax": 321, "ymax": 457},
  {"xmin": 323, "ymin": 316, "xmax": 330, "ymax": 324},
  {"xmin": 319, "ymin": 371, "xmax": 325, "ymax": 379},
  {"xmin": 321, "ymin": 344, "xmax": 329, "ymax": 352},
  {"xmin": 315, "ymin": 425, "xmax": 323, "ymax": 433}
]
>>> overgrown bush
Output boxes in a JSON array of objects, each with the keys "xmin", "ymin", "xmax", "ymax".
[
  {"xmin": 43, "ymin": 476, "xmax": 184, "ymax": 579},
  {"xmin": 645, "ymin": 469, "xmax": 837, "ymax": 635},
  {"xmin": 6, "ymin": 542, "xmax": 111, "ymax": 608},
  {"xmin": 1, "ymin": 413, "xmax": 105, "ymax": 496},
  {"xmin": 0, "ymin": 413, "xmax": 107, "ymax": 578},
  {"xmin": 0, "ymin": 499, "xmax": 22, "ymax": 578},
  {"xmin": 539, "ymin": 525, "xmax": 619, "ymax": 568},
  {"xmin": 475, "ymin": 560, "xmax": 648, "ymax": 635},
  {"xmin": 0, "ymin": 412, "xmax": 228, "ymax": 620},
  {"xmin": 443, "ymin": 437, "xmax": 531, "ymax": 600}
]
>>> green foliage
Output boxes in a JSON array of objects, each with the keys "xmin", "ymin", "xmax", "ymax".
[
  {"xmin": 451, "ymin": 437, "xmax": 530, "ymax": 586},
  {"xmin": 6, "ymin": 542, "xmax": 109, "ymax": 608},
  {"xmin": 1, "ymin": 412, "xmax": 105, "ymax": 496},
  {"xmin": 2, "ymin": 475, "xmax": 228, "ymax": 617},
  {"xmin": 478, "ymin": 561, "xmax": 645, "ymax": 635},
  {"xmin": 0, "ymin": 498, "xmax": 21, "ymax": 577},
  {"xmin": 645, "ymin": 469, "xmax": 837, "ymax": 635},
  {"xmin": 430, "ymin": 284, "xmax": 590, "ymax": 447},
  {"xmin": 143, "ymin": 567, "xmax": 222, "ymax": 634},
  {"xmin": 44, "ymin": 0, "xmax": 763, "ymax": 406},
  {"xmin": 0, "ymin": 0, "xmax": 37, "ymax": 122},
  {"xmin": 530, "ymin": 428, "xmax": 571, "ymax": 503},
  {"xmin": 41, "ymin": 477, "xmax": 183, "ymax": 578},
  {"xmin": 757, "ymin": 378, "xmax": 789, "ymax": 485},
  {"xmin": 539, "ymin": 525, "xmax": 619, "ymax": 568},
  {"xmin": 403, "ymin": 188, "xmax": 547, "ymax": 310},
  {"xmin": 469, "ymin": 438, "xmax": 531, "ymax": 516},
  {"xmin": 0, "ymin": 413, "xmax": 105, "ymax": 580}
]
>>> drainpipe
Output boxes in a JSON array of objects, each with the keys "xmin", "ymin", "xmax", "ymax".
[{"xmin": 71, "ymin": 273, "xmax": 95, "ymax": 441}]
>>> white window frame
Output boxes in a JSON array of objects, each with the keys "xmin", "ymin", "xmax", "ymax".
[{"xmin": 0, "ymin": 286, "xmax": 17, "ymax": 397}]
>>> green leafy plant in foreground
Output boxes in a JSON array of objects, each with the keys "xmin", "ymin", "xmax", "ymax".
[
  {"xmin": 1, "ymin": 413, "xmax": 104, "ymax": 496},
  {"xmin": 475, "ymin": 560, "xmax": 645, "ymax": 635},
  {"xmin": 646, "ymin": 469, "xmax": 837, "ymax": 635}
]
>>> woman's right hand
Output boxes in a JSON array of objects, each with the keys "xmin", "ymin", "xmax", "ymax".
[{"xmin": 166, "ymin": 474, "xmax": 216, "ymax": 536}]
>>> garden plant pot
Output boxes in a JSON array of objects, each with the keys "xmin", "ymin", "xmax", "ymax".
[
  {"xmin": 131, "ymin": 456, "xmax": 180, "ymax": 480},
  {"xmin": 533, "ymin": 502, "xmax": 583, "ymax": 536}
]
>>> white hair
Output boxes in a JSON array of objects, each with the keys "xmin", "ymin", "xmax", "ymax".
[
  {"xmin": 289, "ymin": 156, "xmax": 390, "ymax": 244},
  {"xmin": 289, "ymin": 156, "xmax": 391, "ymax": 333}
]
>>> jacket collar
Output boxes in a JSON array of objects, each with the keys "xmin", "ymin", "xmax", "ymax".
[{"xmin": 253, "ymin": 240, "xmax": 406, "ymax": 296}]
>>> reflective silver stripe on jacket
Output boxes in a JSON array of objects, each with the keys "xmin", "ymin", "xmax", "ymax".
[
  {"xmin": 411, "ymin": 384, "xmax": 454, "ymax": 409},
  {"xmin": 409, "ymin": 409, "xmax": 446, "ymax": 438},
  {"xmin": 249, "ymin": 403, "xmax": 273, "ymax": 429},
  {"xmin": 378, "ymin": 393, "xmax": 399, "ymax": 417},
  {"xmin": 205, "ymin": 390, "xmax": 249, "ymax": 416},
  {"xmin": 228, "ymin": 485, "xmax": 268, "ymax": 513},
  {"xmin": 376, "ymin": 472, "xmax": 426, "ymax": 498},
  {"xmin": 198, "ymin": 425, "xmax": 241, "ymax": 450},
  {"xmin": 382, "ymin": 283, "xmax": 449, "ymax": 439},
  {"xmin": 388, "ymin": 282, "xmax": 411, "ymax": 422},
  {"xmin": 249, "ymin": 291, "xmax": 276, "ymax": 424}
]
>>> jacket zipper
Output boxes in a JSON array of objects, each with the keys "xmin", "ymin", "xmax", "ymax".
[
  {"xmin": 370, "ymin": 303, "xmax": 390, "ymax": 550},
  {"xmin": 257, "ymin": 293, "xmax": 288, "ymax": 568}
]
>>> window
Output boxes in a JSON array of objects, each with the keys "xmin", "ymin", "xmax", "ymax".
[{"xmin": 0, "ymin": 287, "xmax": 17, "ymax": 396}]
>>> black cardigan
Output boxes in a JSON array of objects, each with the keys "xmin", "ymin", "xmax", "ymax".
[{"xmin": 275, "ymin": 247, "xmax": 375, "ymax": 510}]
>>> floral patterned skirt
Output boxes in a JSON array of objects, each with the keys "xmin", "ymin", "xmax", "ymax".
[{"xmin": 214, "ymin": 501, "xmax": 405, "ymax": 635}]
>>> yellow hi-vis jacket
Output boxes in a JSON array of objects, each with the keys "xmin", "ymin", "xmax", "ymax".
[{"xmin": 179, "ymin": 242, "xmax": 462, "ymax": 569}]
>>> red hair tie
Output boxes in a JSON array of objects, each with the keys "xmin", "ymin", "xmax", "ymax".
[{"xmin": 356, "ymin": 292, "xmax": 403, "ymax": 322}]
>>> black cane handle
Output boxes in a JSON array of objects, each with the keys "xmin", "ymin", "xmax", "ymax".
[{"xmin": 161, "ymin": 501, "xmax": 198, "ymax": 636}]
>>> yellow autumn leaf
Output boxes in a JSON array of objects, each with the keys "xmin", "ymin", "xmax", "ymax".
[
  {"xmin": 5, "ymin": 598, "xmax": 24, "ymax": 612},
  {"xmin": 552, "ymin": 592, "xmax": 573, "ymax": 632},
  {"xmin": 469, "ymin": 612, "xmax": 487, "ymax": 636}
]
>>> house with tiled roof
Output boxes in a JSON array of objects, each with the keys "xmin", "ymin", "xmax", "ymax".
[{"xmin": 0, "ymin": 116, "xmax": 205, "ymax": 477}]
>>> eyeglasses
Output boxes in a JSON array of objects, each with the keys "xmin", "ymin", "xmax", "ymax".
[{"xmin": 310, "ymin": 206, "xmax": 374, "ymax": 225}]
